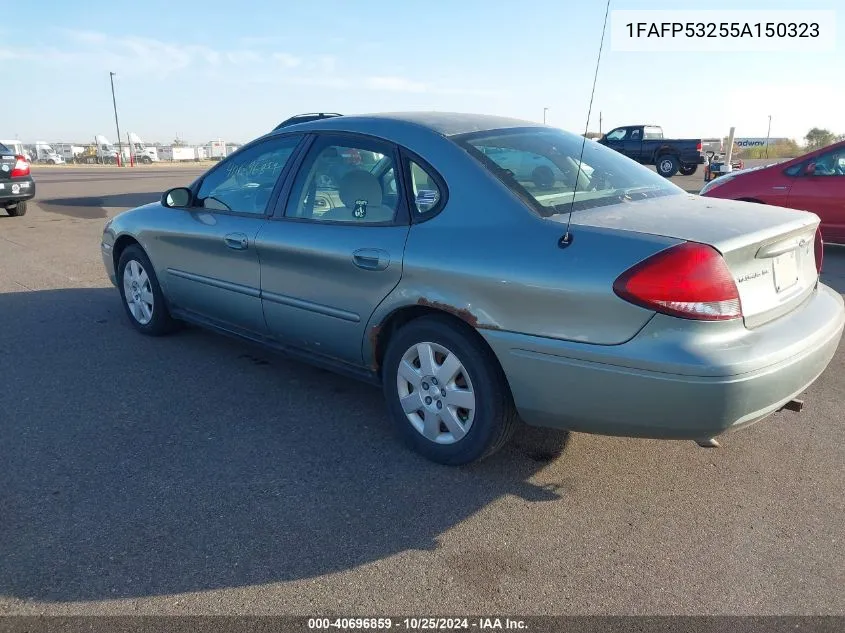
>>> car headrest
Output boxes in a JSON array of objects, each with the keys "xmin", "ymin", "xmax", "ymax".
[{"xmin": 339, "ymin": 169, "xmax": 382, "ymax": 209}]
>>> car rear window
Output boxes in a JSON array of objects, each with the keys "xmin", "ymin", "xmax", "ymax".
[{"xmin": 457, "ymin": 127, "xmax": 683, "ymax": 218}]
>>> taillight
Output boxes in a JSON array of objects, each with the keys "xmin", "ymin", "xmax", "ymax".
[
  {"xmin": 696, "ymin": 141, "xmax": 702, "ymax": 152},
  {"xmin": 11, "ymin": 155, "xmax": 30, "ymax": 178},
  {"xmin": 613, "ymin": 242, "xmax": 742, "ymax": 321},
  {"xmin": 814, "ymin": 228, "xmax": 824, "ymax": 274}
]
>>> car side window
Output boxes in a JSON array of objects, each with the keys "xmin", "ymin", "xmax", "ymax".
[
  {"xmin": 408, "ymin": 160, "xmax": 443, "ymax": 214},
  {"xmin": 810, "ymin": 148, "xmax": 845, "ymax": 177},
  {"xmin": 606, "ymin": 128, "xmax": 627, "ymax": 141},
  {"xmin": 630, "ymin": 129, "xmax": 641, "ymax": 140},
  {"xmin": 196, "ymin": 135, "xmax": 302, "ymax": 214},
  {"xmin": 285, "ymin": 137, "xmax": 399, "ymax": 223}
]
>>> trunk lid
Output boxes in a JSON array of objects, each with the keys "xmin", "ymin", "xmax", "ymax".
[{"xmin": 566, "ymin": 193, "xmax": 821, "ymax": 328}]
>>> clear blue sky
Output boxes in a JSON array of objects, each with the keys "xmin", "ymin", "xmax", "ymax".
[{"xmin": 3, "ymin": 0, "xmax": 842, "ymax": 145}]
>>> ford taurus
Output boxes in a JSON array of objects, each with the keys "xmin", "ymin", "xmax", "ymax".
[{"xmin": 101, "ymin": 112, "xmax": 844, "ymax": 465}]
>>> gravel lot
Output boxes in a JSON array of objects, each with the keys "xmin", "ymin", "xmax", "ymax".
[{"xmin": 1, "ymin": 166, "xmax": 843, "ymax": 616}]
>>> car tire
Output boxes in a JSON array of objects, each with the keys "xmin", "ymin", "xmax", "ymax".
[
  {"xmin": 141, "ymin": 156, "xmax": 152, "ymax": 164},
  {"xmin": 532, "ymin": 165, "xmax": 555, "ymax": 189},
  {"xmin": 656, "ymin": 155, "xmax": 680, "ymax": 178},
  {"xmin": 6, "ymin": 201, "xmax": 27, "ymax": 217},
  {"xmin": 679, "ymin": 164, "xmax": 697, "ymax": 176},
  {"xmin": 382, "ymin": 315, "xmax": 519, "ymax": 465},
  {"xmin": 117, "ymin": 244, "xmax": 178, "ymax": 336}
]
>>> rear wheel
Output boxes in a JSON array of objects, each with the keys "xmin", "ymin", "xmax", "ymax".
[
  {"xmin": 679, "ymin": 164, "xmax": 697, "ymax": 176},
  {"xmin": 656, "ymin": 155, "xmax": 680, "ymax": 178},
  {"xmin": 117, "ymin": 245, "xmax": 178, "ymax": 336},
  {"xmin": 382, "ymin": 315, "xmax": 519, "ymax": 465},
  {"xmin": 6, "ymin": 201, "xmax": 27, "ymax": 217}
]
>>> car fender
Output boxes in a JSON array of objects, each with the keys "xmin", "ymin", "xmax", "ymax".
[{"xmin": 361, "ymin": 283, "xmax": 503, "ymax": 372}]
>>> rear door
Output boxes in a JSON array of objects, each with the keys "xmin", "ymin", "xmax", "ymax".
[
  {"xmin": 256, "ymin": 133, "xmax": 413, "ymax": 365},
  {"xmin": 621, "ymin": 127, "xmax": 643, "ymax": 160},
  {"xmin": 787, "ymin": 145, "xmax": 845, "ymax": 243},
  {"xmin": 151, "ymin": 134, "xmax": 306, "ymax": 336}
]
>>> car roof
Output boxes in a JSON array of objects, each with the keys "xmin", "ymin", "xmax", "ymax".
[{"xmin": 269, "ymin": 111, "xmax": 545, "ymax": 138}]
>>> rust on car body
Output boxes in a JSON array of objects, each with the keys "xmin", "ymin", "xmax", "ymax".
[{"xmin": 417, "ymin": 297, "xmax": 500, "ymax": 330}]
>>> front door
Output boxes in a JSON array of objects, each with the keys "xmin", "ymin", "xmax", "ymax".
[
  {"xmin": 787, "ymin": 145, "xmax": 845, "ymax": 243},
  {"xmin": 257, "ymin": 133, "xmax": 411, "ymax": 366},
  {"xmin": 153, "ymin": 134, "xmax": 305, "ymax": 335}
]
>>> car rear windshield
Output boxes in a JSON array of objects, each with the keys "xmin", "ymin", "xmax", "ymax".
[{"xmin": 457, "ymin": 127, "xmax": 683, "ymax": 217}]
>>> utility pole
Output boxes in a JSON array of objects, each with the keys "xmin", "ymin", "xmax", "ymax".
[
  {"xmin": 599, "ymin": 111, "xmax": 603, "ymax": 135},
  {"xmin": 109, "ymin": 72, "xmax": 123, "ymax": 167},
  {"xmin": 543, "ymin": 107, "xmax": 549, "ymax": 125},
  {"xmin": 765, "ymin": 115, "xmax": 772, "ymax": 159}
]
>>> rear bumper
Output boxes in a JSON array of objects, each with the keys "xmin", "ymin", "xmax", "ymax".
[
  {"xmin": 482, "ymin": 283, "xmax": 844, "ymax": 439},
  {"xmin": 0, "ymin": 178, "xmax": 35, "ymax": 204}
]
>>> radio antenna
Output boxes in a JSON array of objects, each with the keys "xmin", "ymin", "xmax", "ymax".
[{"xmin": 560, "ymin": 0, "xmax": 611, "ymax": 248}]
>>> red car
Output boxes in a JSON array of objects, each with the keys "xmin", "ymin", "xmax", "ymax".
[{"xmin": 700, "ymin": 140, "xmax": 845, "ymax": 244}]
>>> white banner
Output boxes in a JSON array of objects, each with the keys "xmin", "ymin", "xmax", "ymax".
[{"xmin": 611, "ymin": 10, "xmax": 836, "ymax": 52}]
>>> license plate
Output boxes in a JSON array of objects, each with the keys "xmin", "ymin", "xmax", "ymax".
[{"xmin": 773, "ymin": 250, "xmax": 799, "ymax": 292}]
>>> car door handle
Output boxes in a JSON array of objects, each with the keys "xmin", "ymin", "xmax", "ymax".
[
  {"xmin": 352, "ymin": 248, "xmax": 390, "ymax": 271},
  {"xmin": 772, "ymin": 186, "xmax": 789, "ymax": 191},
  {"xmin": 224, "ymin": 232, "xmax": 249, "ymax": 250}
]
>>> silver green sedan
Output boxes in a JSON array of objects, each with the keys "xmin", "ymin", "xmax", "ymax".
[{"xmin": 101, "ymin": 112, "xmax": 844, "ymax": 465}]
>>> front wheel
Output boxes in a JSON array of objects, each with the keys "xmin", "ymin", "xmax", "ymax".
[
  {"xmin": 656, "ymin": 155, "xmax": 680, "ymax": 178},
  {"xmin": 382, "ymin": 316, "xmax": 519, "ymax": 465},
  {"xmin": 141, "ymin": 156, "xmax": 152, "ymax": 164},
  {"xmin": 117, "ymin": 245, "xmax": 178, "ymax": 336}
]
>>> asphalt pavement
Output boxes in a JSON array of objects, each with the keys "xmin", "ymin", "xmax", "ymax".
[{"xmin": 1, "ymin": 166, "xmax": 843, "ymax": 616}]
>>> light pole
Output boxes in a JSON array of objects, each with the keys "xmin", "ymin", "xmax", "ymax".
[
  {"xmin": 543, "ymin": 107, "xmax": 549, "ymax": 125},
  {"xmin": 765, "ymin": 115, "xmax": 772, "ymax": 159},
  {"xmin": 109, "ymin": 72, "xmax": 123, "ymax": 166}
]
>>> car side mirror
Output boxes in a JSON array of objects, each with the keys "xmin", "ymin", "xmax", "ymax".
[
  {"xmin": 805, "ymin": 162, "xmax": 816, "ymax": 176},
  {"xmin": 162, "ymin": 187, "xmax": 192, "ymax": 208}
]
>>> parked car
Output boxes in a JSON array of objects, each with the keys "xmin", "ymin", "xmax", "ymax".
[
  {"xmin": 701, "ymin": 140, "xmax": 845, "ymax": 245},
  {"xmin": 0, "ymin": 142, "xmax": 35, "ymax": 216},
  {"xmin": 0, "ymin": 139, "xmax": 32, "ymax": 163},
  {"xmin": 100, "ymin": 112, "xmax": 844, "ymax": 465},
  {"xmin": 597, "ymin": 124, "xmax": 706, "ymax": 177}
]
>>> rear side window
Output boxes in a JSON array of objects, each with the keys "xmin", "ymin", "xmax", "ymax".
[
  {"xmin": 408, "ymin": 160, "xmax": 442, "ymax": 214},
  {"xmin": 285, "ymin": 136, "xmax": 399, "ymax": 224}
]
